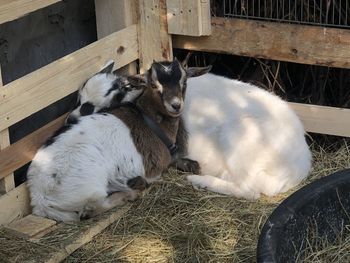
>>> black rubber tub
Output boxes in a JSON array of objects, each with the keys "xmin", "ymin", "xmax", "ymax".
[{"xmin": 257, "ymin": 169, "xmax": 350, "ymax": 262}]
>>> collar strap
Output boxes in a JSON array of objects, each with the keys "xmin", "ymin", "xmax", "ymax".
[{"xmin": 106, "ymin": 102, "xmax": 178, "ymax": 156}]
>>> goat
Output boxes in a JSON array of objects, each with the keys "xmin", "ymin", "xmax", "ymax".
[
  {"xmin": 66, "ymin": 60, "xmax": 141, "ymax": 124},
  {"xmin": 27, "ymin": 59, "xmax": 211, "ymax": 221},
  {"xmin": 182, "ymin": 73, "xmax": 312, "ymax": 199}
]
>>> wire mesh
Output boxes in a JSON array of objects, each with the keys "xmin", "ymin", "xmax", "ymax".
[{"xmin": 221, "ymin": 0, "xmax": 350, "ymax": 28}]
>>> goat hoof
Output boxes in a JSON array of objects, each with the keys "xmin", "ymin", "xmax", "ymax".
[
  {"xmin": 171, "ymin": 158, "xmax": 201, "ymax": 174},
  {"xmin": 127, "ymin": 176, "xmax": 149, "ymax": 191}
]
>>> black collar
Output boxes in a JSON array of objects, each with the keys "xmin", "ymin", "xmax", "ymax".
[{"xmin": 101, "ymin": 102, "xmax": 178, "ymax": 156}]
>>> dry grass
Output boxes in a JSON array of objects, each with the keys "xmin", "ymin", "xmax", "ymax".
[
  {"xmin": 62, "ymin": 140, "xmax": 350, "ymax": 263},
  {"xmin": 296, "ymin": 223, "xmax": 350, "ymax": 263},
  {"xmin": 0, "ymin": 140, "xmax": 349, "ymax": 262}
]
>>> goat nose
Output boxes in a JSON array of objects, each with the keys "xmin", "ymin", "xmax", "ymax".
[{"xmin": 171, "ymin": 102, "xmax": 181, "ymax": 111}]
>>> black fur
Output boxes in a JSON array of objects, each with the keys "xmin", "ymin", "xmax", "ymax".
[
  {"xmin": 104, "ymin": 81, "xmax": 120, "ymax": 97},
  {"xmin": 152, "ymin": 61, "xmax": 182, "ymax": 88},
  {"xmin": 80, "ymin": 102, "xmax": 95, "ymax": 116},
  {"xmin": 43, "ymin": 120, "xmax": 79, "ymax": 147}
]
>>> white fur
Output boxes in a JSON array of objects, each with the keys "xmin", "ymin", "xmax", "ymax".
[
  {"xmin": 27, "ymin": 113, "xmax": 145, "ymax": 221},
  {"xmin": 185, "ymin": 74, "xmax": 311, "ymax": 199},
  {"xmin": 28, "ymin": 72, "xmax": 147, "ymax": 221}
]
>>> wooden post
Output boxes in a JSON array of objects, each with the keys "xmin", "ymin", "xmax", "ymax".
[
  {"xmin": 167, "ymin": 0, "xmax": 211, "ymax": 36},
  {"xmin": 95, "ymin": 0, "xmax": 137, "ymax": 75},
  {"xmin": 138, "ymin": 0, "xmax": 173, "ymax": 72},
  {"xmin": 0, "ymin": 66, "xmax": 15, "ymax": 194}
]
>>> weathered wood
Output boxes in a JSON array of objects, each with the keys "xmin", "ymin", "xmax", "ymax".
[
  {"xmin": 289, "ymin": 103, "xmax": 350, "ymax": 137},
  {"xmin": 0, "ymin": 66, "xmax": 15, "ymax": 194},
  {"xmin": 0, "ymin": 0, "xmax": 61, "ymax": 24},
  {"xmin": 44, "ymin": 205, "xmax": 131, "ymax": 263},
  {"xmin": 0, "ymin": 25, "xmax": 139, "ymax": 131},
  {"xmin": 138, "ymin": 0, "xmax": 173, "ymax": 72},
  {"xmin": 0, "ymin": 114, "xmax": 67, "ymax": 180},
  {"xmin": 5, "ymin": 214, "xmax": 56, "ymax": 238},
  {"xmin": 167, "ymin": 0, "xmax": 211, "ymax": 36},
  {"xmin": 173, "ymin": 17, "xmax": 350, "ymax": 69},
  {"xmin": 0, "ymin": 183, "xmax": 30, "ymax": 225},
  {"xmin": 95, "ymin": 0, "xmax": 137, "ymax": 75},
  {"xmin": 0, "ymin": 130, "xmax": 15, "ymax": 194}
]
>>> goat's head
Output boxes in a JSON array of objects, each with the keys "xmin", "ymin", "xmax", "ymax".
[
  {"xmin": 66, "ymin": 61, "xmax": 143, "ymax": 123},
  {"xmin": 128, "ymin": 58, "xmax": 211, "ymax": 117}
]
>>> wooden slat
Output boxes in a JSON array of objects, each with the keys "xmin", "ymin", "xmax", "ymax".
[
  {"xmin": 289, "ymin": 103, "xmax": 350, "ymax": 137},
  {"xmin": 167, "ymin": 0, "xmax": 211, "ymax": 36},
  {"xmin": 95, "ymin": 0, "xmax": 137, "ymax": 75},
  {"xmin": 0, "ymin": 0, "xmax": 61, "ymax": 24},
  {"xmin": 0, "ymin": 24, "xmax": 139, "ymax": 131},
  {"xmin": 173, "ymin": 17, "xmax": 350, "ymax": 69},
  {"xmin": 138, "ymin": 0, "xmax": 173, "ymax": 72},
  {"xmin": 0, "ymin": 114, "xmax": 67, "ymax": 180},
  {"xmin": 0, "ymin": 129, "xmax": 15, "ymax": 193},
  {"xmin": 0, "ymin": 66, "xmax": 15, "ymax": 193},
  {"xmin": 0, "ymin": 183, "xmax": 30, "ymax": 225}
]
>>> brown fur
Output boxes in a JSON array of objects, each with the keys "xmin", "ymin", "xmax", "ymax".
[{"xmin": 110, "ymin": 87, "xmax": 179, "ymax": 179}]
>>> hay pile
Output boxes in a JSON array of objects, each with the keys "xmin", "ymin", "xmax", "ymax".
[{"xmin": 61, "ymin": 140, "xmax": 350, "ymax": 263}]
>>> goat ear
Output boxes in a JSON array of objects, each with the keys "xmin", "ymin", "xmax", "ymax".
[
  {"xmin": 127, "ymin": 74, "xmax": 147, "ymax": 87},
  {"xmin": 99, "ymin": 60, "xmax": 115, "ymax": 74},
  {"xmin": 186, "ymin": 65, "xmax": 212, "ymax": 78}
]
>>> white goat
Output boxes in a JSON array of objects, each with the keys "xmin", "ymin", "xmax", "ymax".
[{"xmin": 184, "ymin": 74, "xmax": 312, "ymax": 199}]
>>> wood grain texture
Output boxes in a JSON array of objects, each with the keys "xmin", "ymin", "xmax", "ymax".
[
  {"xmin": 173, "ymin": 17, "xmax": 350, "ymax": 69},
  {"xmin": 45, "ymin": 205, "xmax": 131, "ymax": 263},
  {"xmin": 289, "ymin": 103, "xmax": 350, "ymax": 137},
  {"xmin": 0, "ymin": 0, "xmax": 61, "ymax": 24},
  {"xmin": 5, "ymin": 214, "xmax": 56, "ymax": 238},
  {"xmin": 95, "ymin": 0, "xmax": 137, "ymax": 75},
  {"xmin": 0, "ymin": 25, "xmax": 138, "ymax": 131},
  {"xmin": 0, "ymin": 114, "xmax": 67, "ymax": 180},
  {"xmin": 167, "ymin": 0, "xmax": 211, "ymax": 36},
  {"xmin": 138, "ymin": 0, "xmax": 173, "ymax": 72},
  {"xmin": 0, "ymin": 66, "xmax": 15, "ymax": 194},
  {"xmin": 0, "ymin": 183, "xmax": 30, "ymax": 225}
]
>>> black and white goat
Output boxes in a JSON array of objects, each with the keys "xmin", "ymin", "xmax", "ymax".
[{"xmin": 27, "ymin": 59, "xmax": 210, "ymax": 221}]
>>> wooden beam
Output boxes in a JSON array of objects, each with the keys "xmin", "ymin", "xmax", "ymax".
[
  {"xmin": 138, "ymin": 0, "xmax": 173, "ymax": 72},
  {"xmin": 0, "ymin": 0, "xmax": 61, "ymax": 24},
  {"xmin": 44, "ymin": 205, "xmax": 131, "ymax": 263},
  {"xmin": 0, "ymin": 66, "xmax": 15, "ymax": 194},
  {"xmin": 0, "ymin": 25, "xmax": 139, "ymax": 131},
  {"xmin": 289, "ymin": 103, "xmax": 350, "ymax": 137},
  {"xmin": 0, "ymin": 114, "xmax": 67, "ymax": 180},
  {"xmin": 0, "ymin": 183, "xmax": 30, "ymax": 225},
  {"xmin": 95, "ymin": 0, "xmax": 137, "ymax": 75},
  {"xmin": 167, "ymin": 0, "xmax": 211, "ymax": 36},
  {"xmin": 173, "ymin": 17, "xmax": 350, "ymax": 69}
]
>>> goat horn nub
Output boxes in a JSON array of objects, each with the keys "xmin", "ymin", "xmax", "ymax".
[{"xmin": 182, "ymin": 52, "xmax": 193, "ymax": 68}]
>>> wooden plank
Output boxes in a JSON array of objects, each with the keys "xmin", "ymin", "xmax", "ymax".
[
  {"xmin": 173, "ymin": 17, "xmax": 350, "ymax": 69},
  {"xmin": 167, "ymin": 0, "xmax": 211, "ymax": 36},
  {"xmin": 5, "ymin": 214, "xmax": 56, "ymax": 238},
  {"xmin": 95, "ymin": 0, "xmax": 137, "ymax": 75},
  {"xmin": 0, "ymin": 114, "xmax": 67, "ymax": 180},
  {"xmin": 44, "ymin": 204, "xmax": 131, "ymax": 263},
  {"xmin": 138, "ymin": 0, "xmax": 173, "ymax": 72},
  {"xmin": 0, "ymin": 25, "xmax": 139, "ymax": 131},
  {"xmin": 0, "ymin": 183, "xmax": 30, "ymax": 225},
  {"xmin": 0, "ymin": 130, "xmax": 15, "ymax": 193},
  {"xmin": 0, "ymin": 66, "xmax": 15, "ymax": 194},
  {"xmin": 0, "ymin": 0, "xmax": 61, "ymax": 24},
  {"xmin": 95, "ymin": 0, "xmax": 137, "ymax": 39},
  {"xmin": 289, "ymin": 103, "xmax": 350, "ymax": 137}
]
